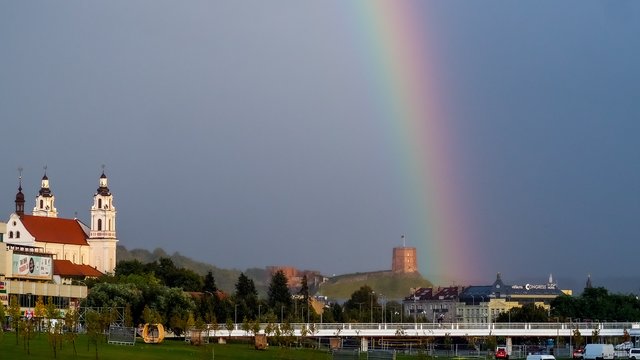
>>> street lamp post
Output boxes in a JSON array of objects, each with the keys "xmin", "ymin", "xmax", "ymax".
[
  {"xmin": 370, "ymin": 291, "xmax": 375, "ymax": 323},
  {"xmin": 234, "ymin": 304, "xmax": 238, "ymax": 324},
  {"xmin": 380, "ymin": 294, "xmax": 387, "ymax": 324},
  {"xmin": 413, "ymin": 294, "xmax": 417, "ymax": 325}
]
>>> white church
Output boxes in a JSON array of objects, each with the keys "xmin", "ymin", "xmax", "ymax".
[{"xmin": 4, "ymin": 169, "xmax": 118, "ymax": 274}]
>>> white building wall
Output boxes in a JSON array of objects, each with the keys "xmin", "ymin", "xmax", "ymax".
[
  {"xmin": 4, "ymin": 213, "xmax": 36, "ymax": 246},
  {"xmin": 89, "ymin": 239, "xmax": 117, "ymax": 274}
]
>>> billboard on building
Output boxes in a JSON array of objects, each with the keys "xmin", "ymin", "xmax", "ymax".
[
  {"xmin": 0, "ymin": 281, "xmax": 6, "ymax": 306},
  {"xmin": 12, "ymin": 253, "xmax": 53, "ymax": 280}
]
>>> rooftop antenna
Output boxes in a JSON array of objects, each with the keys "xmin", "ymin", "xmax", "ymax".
[{"xmin": 101, "ymin": 164, "xmax": 106, "ymax": 173}]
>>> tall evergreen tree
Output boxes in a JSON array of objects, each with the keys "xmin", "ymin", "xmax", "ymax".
[
  {"xmin": 234, "ymin": 273, "xmax": 258, "ymax": 321},
  {"xmin": 268, "ymin": 270, "xmax": 292, "ymax": 321},
  {"xmin": 298, "ymin": 275, "xmax": 309, "ymax": 302},
  {"xmin": 203, "ymin": 270, "xmax": 217, "ymax": 293},
  {"xmin": 297, "ymin": 275, "xmax": 318, "ymax": 322}
]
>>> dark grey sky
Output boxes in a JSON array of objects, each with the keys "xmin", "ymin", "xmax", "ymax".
[{"xmin": 1, "ymin": 2, "xmax": 638, "ymax": 292}]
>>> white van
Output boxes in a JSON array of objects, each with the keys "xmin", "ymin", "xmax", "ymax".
[
  {"xmin": 629, "ymin": 348, "xmax": 640, "ymax": 360},
  {"xmin": 526, "ymin": 355, "xmax": 555, "ymax": 360},
  {"xmin": 584, "ymin": 344, "xmax": 615, "ymax": 360}
]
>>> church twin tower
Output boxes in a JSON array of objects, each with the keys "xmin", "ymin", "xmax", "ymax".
[{"xmin": 9, "ymin": 168, "xmax": 118, "ymax": 274}]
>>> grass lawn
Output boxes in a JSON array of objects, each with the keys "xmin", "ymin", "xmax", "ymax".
[
  {"xmin": 0, "ymin": 331, "xmax": 473, "ymax": 359},
  {"xmin": 0, "ymin": 331, "xmax": 375, "ymax": 360}
]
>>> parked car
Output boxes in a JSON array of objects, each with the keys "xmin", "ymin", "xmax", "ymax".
[
  {"xmin": 616, "ymin": 342, "xmax": 634, "ymax": 351},
  {"xmin": 629, "ymin": 348, "xmax": 640, "ymax": 360},
  {"xmin": 527, "ymin": 355, "xmax": 555, "ymax": 360},
  {"xmin": 573, "ymin": 348, "xmax": 584, "ymax": 359},
  {"xmin": 584, "ymin": 344, "xmax": 615, "ymax": 360},
  {"xmin": 496, "ymin": 346, "xmax": 509, "ymax": 360}
]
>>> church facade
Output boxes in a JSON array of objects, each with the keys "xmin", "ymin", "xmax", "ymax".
[{"xmin": 4, "ymin": 170, "xmax": 118, "ymax": 274}]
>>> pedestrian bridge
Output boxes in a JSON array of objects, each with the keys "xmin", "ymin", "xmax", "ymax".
[{"xmin": 208, "ymin": 322, "xmax": 640, "ymax": 338}]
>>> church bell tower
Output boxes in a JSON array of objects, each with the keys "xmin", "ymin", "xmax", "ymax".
[
  {"xmin": 32, "ymin": 167, "xmax": 58, "ymax": 217},
  {"xmin": 88, "ymin": 167, "xmax": 118, "ymax": 274}
]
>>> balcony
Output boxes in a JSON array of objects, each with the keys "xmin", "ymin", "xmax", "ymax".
[{"xmin": 89, "ymin": 231, "xmax": 116, "ymax": 238}]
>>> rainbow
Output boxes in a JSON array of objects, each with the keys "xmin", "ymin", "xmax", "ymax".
[{"xmin": 348, "ymin": 2, "xmax": 475, "ymax": 284}]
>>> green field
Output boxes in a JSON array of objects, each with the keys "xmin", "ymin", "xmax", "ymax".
[
  {"xmin": 0, "ymin": 332, "xmax": 439, "ymax": 360},
  {"xmin": 0, "ymin": 332, "xmax": 335, "ymax": 359}
]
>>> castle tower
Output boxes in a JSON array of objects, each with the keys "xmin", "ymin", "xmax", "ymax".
[
  {"xmin": 392, "ymin": 236, "xmax": 417, "ymax": 273},
  {"xmin": 88, "ymin": 168, "xmax": 118, "ymax": 273},
  {"xmin": 32, "ymin": 169, "xmax": 59, "ymax": 217}
]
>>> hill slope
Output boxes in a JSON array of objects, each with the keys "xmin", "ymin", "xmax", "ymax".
[
  {"xmin": 116, "ymin": 246, "xmax": 269, "ymax": 293},
  {"xmin": 317, "ymin": 271, "xmax": 432, "ymax": 301},
  {"xmin": 117, "ymin": 246, "xmax": 433, "ymax": 300}
]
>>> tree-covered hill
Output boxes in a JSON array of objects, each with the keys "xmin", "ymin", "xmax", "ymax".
[{"xmin": 116, "ymin": 245, "xmax": 268, "ymax": 294}]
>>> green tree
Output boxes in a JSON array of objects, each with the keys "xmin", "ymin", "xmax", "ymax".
[
  {"xmin": 142, "ymin": 305, "xmax": 162, "ymax": 324},
  {"xmin": 297, "ymin": 275, "xmax": 318, "ymax": 322},
  {"xmin": 234, "ymin": 273, "xmax": 258, "ymax": 321},
  {"xmin": 268, "ymin": 270, "xmax": 292, "ymax": 321},
  {"xmin": 324, "ymin": 302, "xmax": 344, "ymax": 323},
  {"xmin": 572, "ymin": 327, "xmax": 584, "ymax": 349},
  {"xmin": 169, "ymin": 311, "xmax": 189, "ymax": 338},
  {"xmin": 84, "ymin": 274, "xmax": 194, "ymax": 329},
  {"xmin": 241, "ymin": 317, "xmax": 252, "ymax": 337},
  {"xmin": 85, "ymin": 310, "xmax": 102, "ymax": 360},
  {"xmin": 8, "ymin": 295, "xmax": 21, "ymax": 345},
  {"xmin": 0, "ymin": 301, "xmax": 5, "ymax": 336},
  {"xmin": 123, "ymin": 303, "xmax": 133, "ymax": 327},
  {"xmin": 551, "ymin": 286, "xmax": 640, "ymax": 322},
  {"xmin": 344, "ymin": 285, "xmax": 377, "ymax": 322},
  {"xmin": 146, "ymin": 257, "xmax": 204, "ymax": 291},
  {"xmin": 495, "ymin": 303, "xmax": 548, "ymax": 322},
  {"xmin": 20, "ymin": 318, "xmax": 35, "ymax": 355},
  {"xmin": 45, "ymin": 297, "xmax": 62, "ymax": 358},
  {"xmin": 34, "ymin": 296, "xmax": 47, "ymax": 332},
  {"xmin": 114, "ymin": 259, "xmax": 146, "ymax": 277},
  {"xmin": 203, "ymin": 271, "xmax": 217, "ymax": 293},
  {"xmin": 225, "ymin": 318, "xmax": 234, "ymax": 337},
  {"xmin": 64, "ymin": 309, "xmax": 80, "ymax": 356},
  {"xmin": 299, "ymin": 275, "xmax": 309, "ymax": 303},
  {"xmin": 486, "ymin": 336, "xmax": 497, "ymax": 352}
]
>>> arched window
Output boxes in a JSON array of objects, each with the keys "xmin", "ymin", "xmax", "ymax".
[
  {"xmin": 97, "ymin": 219, "xmax": 102, "ymax": 231},
  {"xmin": 98, "ymin": 199, "xmax": 102, "ymax": 208},
  {"xmin": 16, "ymin": 231, "xmax": 20, "ymax": 238},
  {"xmin": 9, "ymin": 231, "xmax": 13, "ymax": 238},
  {"xmin": 40, "ymin": 199, "xmax": 43, "ymax": 208}
]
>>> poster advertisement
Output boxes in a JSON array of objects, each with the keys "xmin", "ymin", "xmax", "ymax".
[{"xmin": 12, "ymin": 253, "xmax": 53, "ymax": 280}]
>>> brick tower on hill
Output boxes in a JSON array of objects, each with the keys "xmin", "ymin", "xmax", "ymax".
[{"xmin": 392, "ymin": 235, "xmax": 417, "ymax": 273}]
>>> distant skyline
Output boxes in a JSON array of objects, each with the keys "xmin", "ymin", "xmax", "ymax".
[{"xmin": 1, "ymin": 2, "xmax": 638, "ymax": 292}]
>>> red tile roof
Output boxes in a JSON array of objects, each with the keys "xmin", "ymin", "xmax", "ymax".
[
  {"xmin": 77, "ymin": 264, "xmax": 104, "ymax": 277},
  {"xmin": 21, "ymin": 215, "xmax": 88, "ymax": 246},
  {"xmin": 53, "ymin": 260, "xmax": 103, "ymax": 277}
]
